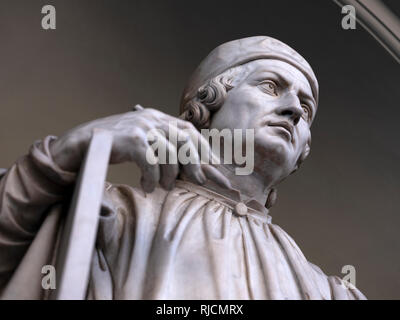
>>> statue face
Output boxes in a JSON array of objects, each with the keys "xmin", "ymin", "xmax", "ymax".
[{"xmin": 209, "ymin": 59, "xmax": 317, "ymax": 183}]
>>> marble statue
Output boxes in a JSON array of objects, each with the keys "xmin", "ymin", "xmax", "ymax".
[{"xmin": 0, "ymin": 36, "xmax": 366, "ymax": 299}]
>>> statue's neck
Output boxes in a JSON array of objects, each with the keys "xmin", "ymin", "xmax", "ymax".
[
  {"xmin": 207, "ymin": 164, "xmax": 270, "ymax": 204},
  {"xmin": 179, "ymin": 163, "xmax": 271, "ymax": 206}
]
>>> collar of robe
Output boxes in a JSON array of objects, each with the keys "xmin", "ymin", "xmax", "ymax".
[{"xmin": 176, "ymin": 178, "xmax": 272, "ymax": 224}]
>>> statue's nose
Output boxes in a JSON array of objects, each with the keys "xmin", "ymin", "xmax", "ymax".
[{"xmin": 275, "ymin": 92, "xmax": 303, "ymax": 125}]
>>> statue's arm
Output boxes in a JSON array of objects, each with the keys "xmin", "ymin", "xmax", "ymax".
[
  {"xmin": 0, "ymin": 107, "xmax": 229, "ymax": 290},
  {"xmin": 0, "ymin": 135, "xmax": 76, "ymax": 288}
]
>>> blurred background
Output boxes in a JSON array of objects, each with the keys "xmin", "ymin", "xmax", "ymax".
[{"xmin": 0, "ymin": 0, "xmax": 399, "ymax": 299}]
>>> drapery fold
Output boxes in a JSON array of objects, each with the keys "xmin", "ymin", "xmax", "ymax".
[{"xmin": 0, "ymin": 136, "xmax": 367, "ymax": 300}]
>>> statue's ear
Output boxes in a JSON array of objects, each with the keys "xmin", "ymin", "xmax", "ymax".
[
  {"xmin": 299, "ymin": 142, "xmax": 311, "ymax": 163},
  {"xmin": 291, "ymin": 141, "xmax": 311, "ymax": 174}
]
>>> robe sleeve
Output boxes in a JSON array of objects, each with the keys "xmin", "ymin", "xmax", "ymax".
[
  {"xmin": 308, "ymin": 262, "xmax": 367, "ymax": 299},
  {"xmin": 0, "ymin": 136, "xmax": 76, "ymax": 291},
  {"xmin": 328, "ymin": 275, "xmax": 367, "ymax": 300}
]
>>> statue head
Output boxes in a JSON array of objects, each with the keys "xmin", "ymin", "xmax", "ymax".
[{"xmin": 180, "ymin": 36, "xmax": 319, "ymax": 187}]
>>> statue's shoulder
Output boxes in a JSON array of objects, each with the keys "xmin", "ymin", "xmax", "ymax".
[
  {"xmin": 102, "ymin": 181, "xmax": 171, "ymax": 211},
  {"xmin": 0, "ymin": 168, "xmax": 7, "ymax": 179}
]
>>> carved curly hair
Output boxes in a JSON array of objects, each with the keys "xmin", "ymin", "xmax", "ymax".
[{"xmin": 180, "ymin": 66, "xmax": 246, "ymax": 130}]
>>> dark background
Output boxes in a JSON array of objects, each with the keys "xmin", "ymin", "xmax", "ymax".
[{"xmin": 0, "ymin": 0, "xmax": 399, "ymax": 299}]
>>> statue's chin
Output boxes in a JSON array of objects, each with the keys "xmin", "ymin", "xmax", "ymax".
[
  {"xmin": 254, "ymin": 134, "xmax": 293, "ymax": 163},
  {"xmin": 253, "ymin": 138, "xmax": 296, "ymax": 183}
]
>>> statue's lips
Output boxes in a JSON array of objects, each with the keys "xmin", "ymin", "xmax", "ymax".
[{"xmin": 267, "ymin": 121, "xmax": 294, "ymax": 142}]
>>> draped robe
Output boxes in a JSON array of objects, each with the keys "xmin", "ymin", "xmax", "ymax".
[{"xmin": 0, "ymin": 136, "xmax": 366, "ymax": 300}]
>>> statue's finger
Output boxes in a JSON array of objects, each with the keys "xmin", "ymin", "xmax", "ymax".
[
  {"xmin": 130, "ymin": 136, "xmax": 160, "ymax": 193},
  {"xmin": 131, "ymin": 104, "xmax": 144, "ymax": 112}
]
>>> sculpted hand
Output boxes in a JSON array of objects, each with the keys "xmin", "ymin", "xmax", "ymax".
[{"xmin": 49, "ymin": 105, "xmax": 230, "ymax": 193}]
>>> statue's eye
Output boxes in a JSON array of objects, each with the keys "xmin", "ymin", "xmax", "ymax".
[
  {"xmin": 301, "ymin": 103, "xmax": 312, "ymax": 122},
  {"xmin": 258, "ymin": 80, "xmax": 278, "ymax": 96}
]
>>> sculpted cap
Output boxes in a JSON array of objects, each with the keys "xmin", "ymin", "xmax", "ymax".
[{"xmin": 180, "ymin": 36, "xmax": 319, "ymax": 113}]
